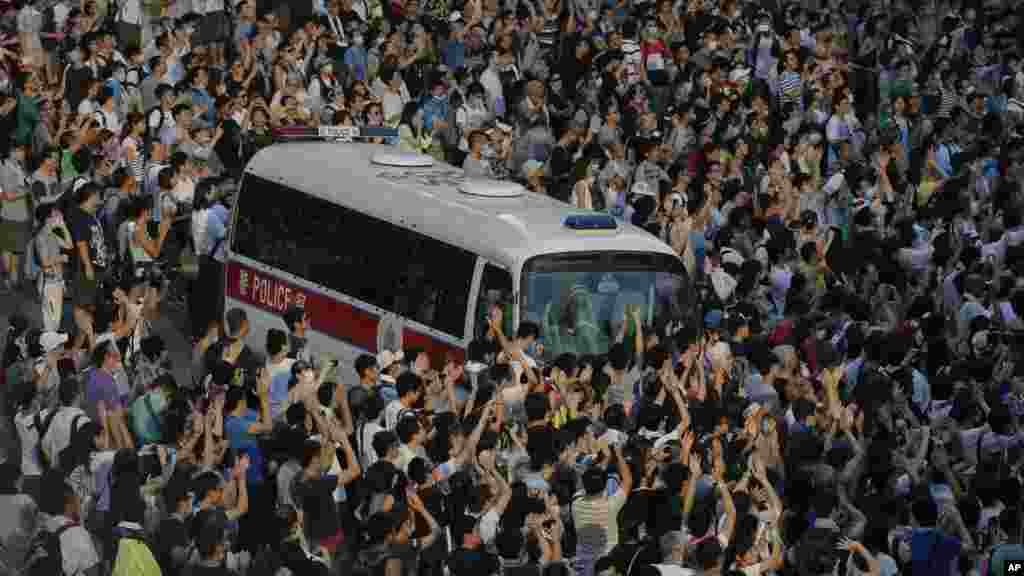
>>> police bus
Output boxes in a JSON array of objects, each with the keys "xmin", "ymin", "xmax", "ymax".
[{"xmin": 224, "ymin": 127, "xmax": 693, "ymax": 373}]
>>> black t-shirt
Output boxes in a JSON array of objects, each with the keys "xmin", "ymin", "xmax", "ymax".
[
  {"xmin": 67, "ymin": 204, "xmax": 108, "ymax": 272},
  {"xmin": 526, "ymin": 423, "xmax": 555, "ymax": 468},
  {"xmin": 295, "ymin": 477, "xmax": 341, "ymax": 543},
  {"xmin": 157, "ymin": 516, "xmax": 190, "ymax": 575},
  {"xmin": 202, "ymin": 340, "xmax": 260, "ymax": 386}
]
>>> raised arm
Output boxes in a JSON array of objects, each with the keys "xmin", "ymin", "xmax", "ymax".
[{"xmin": 612, "ymin": 443, "xmax": 633, "ymax": 496}]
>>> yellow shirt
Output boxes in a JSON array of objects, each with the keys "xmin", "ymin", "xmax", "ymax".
[{"xmin": 112, "ymin": 537, "xmax": 161, "ymax": 576}]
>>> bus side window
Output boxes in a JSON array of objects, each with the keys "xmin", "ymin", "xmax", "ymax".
[
  {"xmin": 400, "ymin": 233, "xmax": 475, "ymax": 339},
  {"xmin": 478, "ymin": 262, "xmax": 513, "ymax": 339},
  {"xmin": 232, "ymin": 175, "xmax": 475, "ymax": 339}
]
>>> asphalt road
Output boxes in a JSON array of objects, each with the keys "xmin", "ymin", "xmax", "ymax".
[{"xmin": 0, "ymin": 286, "xmax": 197, "ymax": 385}]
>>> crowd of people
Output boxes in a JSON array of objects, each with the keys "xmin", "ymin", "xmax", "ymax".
[{"xmin": 0, "ymin": 0, "xmax": 1023, "ymax": 574}]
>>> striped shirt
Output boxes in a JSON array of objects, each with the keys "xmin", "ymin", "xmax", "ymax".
[
  {"xmin": 778, "ymin": 71, "xmax": 803, "ymax": 110},
  {"xmin": 937, "ymin": 88, "xmax": 957, "ymax": 118},
  {"xmin": 538, "ymin": 16, "xmax": 559, "ymax": 52},
  {"xmin": 573, "ymin": 490, "xmax": 627, "ymax": 576}
]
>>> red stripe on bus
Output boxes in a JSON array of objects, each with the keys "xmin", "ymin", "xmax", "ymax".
[
  {"xmin": 225, "ymin": 260, "xmax": 379, "ymax": 351},
  {"xmin": 227, "ymin": 261, "xmax": 467, "ymax": 359},
  {"xmin": 402, "ymin": 328, "xmax": 466, "ymax": 367}
]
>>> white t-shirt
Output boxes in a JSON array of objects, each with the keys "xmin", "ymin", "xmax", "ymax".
[
  {"xmin": 14, "ymin": 410, "xmax": 44, "ymax": 477},
  {"xmin": 45, "ymin": 515, "xmax": 100, "ymax": 576},
  {"xmin": 358, "ymin": 420, "xmax": 384, "ymax": 469},
  {"xmin": 382, "ymin": 400, "xmax": 411, "ymax": 431},
  {"xmin": 77, "ymin": 98, "xmax": 96, "ymax": 117}
]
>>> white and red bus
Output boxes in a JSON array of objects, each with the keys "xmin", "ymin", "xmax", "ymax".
[{"xmin": 224, "ymin": 129, "xmax": 693, "ymax": 375}]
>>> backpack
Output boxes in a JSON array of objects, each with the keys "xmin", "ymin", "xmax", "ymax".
[
  {"xmin": 23, "ymin": 522, "xmax": 76, "ymax": 576},
  {"xmin": 35, "ymin": 409, "xmax": 85, "ymax": 471}
]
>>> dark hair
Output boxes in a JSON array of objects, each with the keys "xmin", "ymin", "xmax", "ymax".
[
  {"xmin": 396, "ymin": 372, "xmax": 420, "ymax": 398},
  {"xmin": 75, "ymin": 181, "xmax": 100, "ymax": 205},
  {"xmin": 59, "ymin": 378, "xmax": 80, "ymax": 406},
  {"xmin": 516, "ymin": 322, "xmax": 540, "ymax": 340},
  {"xmin": 317, "ymin": 380, "xmax": 335, "ymax": 407},
  {"xmin": 225, "ymin": 386, "xmax": 248, "ymax": 414},
  {"xmin": 355, "ymin": 353, "xmax": 377, "ymax": 379},
  {"xmin": 266, "ymin": 328, "xmax": 289, "ymax": 356},
  {"xmin": 396, "ymin": 416, "xmax": 420, "ymax": 444},
  {"xmin": 525, "ymin": 392, "xmax": 548, "ymax": 421}
]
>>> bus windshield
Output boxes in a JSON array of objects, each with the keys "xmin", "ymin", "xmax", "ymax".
[{"xmin": 520, "ymin": 252, "xmax": 692, "ymax": 360}]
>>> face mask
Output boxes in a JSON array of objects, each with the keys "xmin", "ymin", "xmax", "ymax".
[
  {"xmin": 433, "ymin": 93, "xmax": 447, "ymax": 102},
  {"xmin": 353, "ymin": 35, "xmax": 364, "ymax": 46},
  {"xmin": 481, "ymin": 144, "xmax": 495, "ymax": 157},
  {"xmin": 525, "ymin": 341, "xmax": 539, "ymax": 357}
]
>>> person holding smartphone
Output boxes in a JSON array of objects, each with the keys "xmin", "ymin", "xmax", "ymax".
[{"xmin": 33, "ymin": 203, "xmax": 73, "ymax": 330}]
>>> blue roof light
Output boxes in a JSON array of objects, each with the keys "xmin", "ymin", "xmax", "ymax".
[{"xmin": 562, "ymin": 213, "xmax": 619, "ymax": 231}]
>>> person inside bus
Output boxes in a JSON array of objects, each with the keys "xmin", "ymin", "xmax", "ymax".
[{"xmin": 543, "ymin": 283, "xmax": 602, "ymax": 357}]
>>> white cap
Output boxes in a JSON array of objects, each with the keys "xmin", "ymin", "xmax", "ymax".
[{"xmin": 40, "ymin": 331, "xmax": 69, "ymax": 353}]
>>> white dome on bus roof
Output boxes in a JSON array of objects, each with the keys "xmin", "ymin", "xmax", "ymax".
[
  {"xmin": 458, "ymin": 179, "xmax": 525, "ymax": 198},
  {"xmin": 371, "ymin": 151, "xmax": 435, "ymax": 167}
]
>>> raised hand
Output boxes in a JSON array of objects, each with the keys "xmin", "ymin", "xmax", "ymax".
[
  {"xmin": 836, "ymin": 537, "xmax": 862, "ymax": 553},
  {"xmin": 689, "ymin": 452, "xmax": 702, "ymax": 476}
]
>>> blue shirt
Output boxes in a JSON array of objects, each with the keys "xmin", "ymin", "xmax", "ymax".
[
  {"xmin": 190, "ymin": 87, "xmax": 215, "ymax": 128},
  {"xmin": 344, "ymin": 46, "xmax": 368, "ymax": 82},
  {"xmin": 225, "ymin": 410, "xmax": 265, "ymax": 484},
  {"xmin": 205, "ymin": 203, "xmax": 230, "ymax": 258},
  {"xmin": 419, "ymin": 95, "xmax": 449, "ymax": 132},
  {"xmin": 268, "ymin": 360, "xmax": 294, "ymax": 420},
  {"xmin": 442, "ymin": 40, "xmax": 465, "ymax": 70}
]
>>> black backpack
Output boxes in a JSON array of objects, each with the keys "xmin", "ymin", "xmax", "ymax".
[
  {"xmin": 34, "ymin": 408, "xmax": 61, "ymax": 470},
  {"xmin": 35, "ymin": 409, "xmax": 85, "ymax": 471},
  {"xmin": 23, "ymin": 522, "xmax": 76, "ymax": 576}
]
